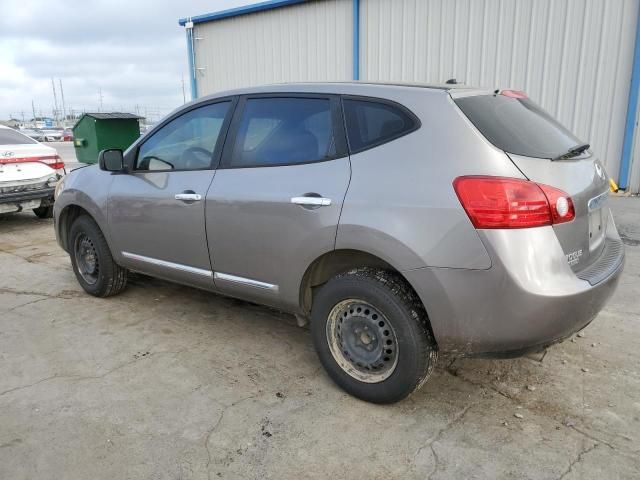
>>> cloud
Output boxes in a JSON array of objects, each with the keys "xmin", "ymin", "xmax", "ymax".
[{"xmin": 0, "ymin": 0, "xmax": 254, "ymax": 121}]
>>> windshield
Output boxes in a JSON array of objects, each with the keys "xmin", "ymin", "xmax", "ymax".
[
  {"xmin": 0, "ymin": 129, "xmax": 37, "ymax": 145},
  {"xmin": 454, "ymin": 94, "xmax": 584, "ymax": 159}
]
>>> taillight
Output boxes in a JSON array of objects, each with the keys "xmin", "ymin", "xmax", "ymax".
[
  {"xmin": 453, "ymin": 176, "xmax": 574, "ymax": 229},
  {"xmin": 538, "ymin": 183, "xmax": 575, "ymax": 225},
  {"xmin": 40, "ymin": 155, "xmax": 65, "ymax": 170},
  {"xmin": 0, "ymin": 155, "xmax": 65, "ymax": 170}
]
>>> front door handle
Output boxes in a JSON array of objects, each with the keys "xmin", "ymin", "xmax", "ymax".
[
  {"xmin": 291, "ymin": 196, "xmax": 332, "ymax": 207},
  {"xmin": 175, "ymin": 191, "xmax": 202, "ymax": 202}
]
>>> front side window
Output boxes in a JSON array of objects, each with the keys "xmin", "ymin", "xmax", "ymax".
[
  {"xmin": 343, "ymin": 98, "xmax": 419, "ymax": 153},
  {"xmin": 228, "ymin": 97, "xmax": 336, "ymax": 168},
  {"xmin": 136, "ymin": 102, "xmax": 230, "ymax": 171}
]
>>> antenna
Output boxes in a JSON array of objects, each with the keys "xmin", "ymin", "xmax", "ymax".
[{"xmin": 99, "ymin": 88, "xmax": 104, "ymax": 112}]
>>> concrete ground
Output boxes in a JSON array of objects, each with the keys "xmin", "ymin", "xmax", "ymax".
[{"xmin": 0, "ymin": 197, "xmax": 639, "ymax": 480}]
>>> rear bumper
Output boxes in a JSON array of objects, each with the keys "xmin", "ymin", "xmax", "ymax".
[
  {"xmin": 404, "ymin": 214, "xmax": 624, "ymax": 356},
  {"xmin": 0, "ymin": 187, "xmax": 55, "ymax": 204},
  {"xmin": 0, "ymin": 188, "xmax": 54, "ymax": 213}
]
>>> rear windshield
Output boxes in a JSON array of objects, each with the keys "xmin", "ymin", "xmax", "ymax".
[
  {"xmin": 0, "ymin": 129, "xmax": 37, "ymax": 145},
  {"xmin": 454, "ymin": 94, "xmax": 583, "ymax": 159}
]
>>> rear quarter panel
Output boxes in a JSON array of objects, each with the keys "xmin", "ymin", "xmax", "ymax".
[{"xmin": 336, "ymin": 89, "xmax": 525, "ymax": 271}]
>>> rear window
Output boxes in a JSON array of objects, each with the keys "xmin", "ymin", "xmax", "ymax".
[
  {"xmin": 0, "ymin": 129, "xmax": 37, "ymax": 145},
  {"xmin": 454, "ymin": 94, "xmax": 583, "ymax": 159},
  {"xmin": 343, "ymin": 98, "xmax": 419, "ymax": 153}
]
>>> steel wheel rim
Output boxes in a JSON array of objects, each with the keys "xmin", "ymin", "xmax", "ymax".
[
  {"xmin": 326, "ymin": 299, "xmax": 399, "ymax": 383},
  {"xmin": 74, "ymin": 233, "xmax": 99, "ymax": 285}
]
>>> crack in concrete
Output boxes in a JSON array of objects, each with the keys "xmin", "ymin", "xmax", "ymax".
[
  {"xmin": 0, "ymin": 375, "xmax": 61, "ymax": 398},
  {"xmin": 0, "ymin": 287, "xmax": 81, "ymax": 300},
  {"xmin": 0, "ymin": 348, "xmax": 193, "ymax": 399},
  {"xmin": 443, "ymin": 366, "xmax": 638, "ymax": 456},
  {"xmin": 427, "ymin": 443, "xmax": 441, "ymax": 480},
  {"xmin": 203, "ymin": 395, "xmax": 258, "ymax": 480},
  {"xmin": 6, "ymin": 296, "xmax": 49, "ymax": 313},
  {"xmin": 570, "ymin": 426, "xmax": 617, "ymax": 452},
  {"xmin": 412, "ymin": 400, "xmax": 478, "ymax": 478},
  {"xmin": 556, "ymin": 442, "xmax": 599, "ymax": 480}
]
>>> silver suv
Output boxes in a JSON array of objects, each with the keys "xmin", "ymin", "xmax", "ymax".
[{"xmin": 54, "ymin": 83, "xmax": 624, "ymax": 403}]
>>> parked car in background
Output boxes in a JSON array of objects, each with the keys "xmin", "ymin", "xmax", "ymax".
[
  {"xmin": 20, "ymin": 128, "xmax": 45, "ymax": 142},
  {"xmin": 63, "ymin": 129, "xmax": 74, "ymax": 141},
  {"xmin": 41, "ymin": 129, "xmax": 63, "ymax": 142},
  {"xmin": 53, "ymin": 82, "xmax": 624, "ymax": 403},
  {"xmin": 0, "ymin": 125, "xmax": 65, "ymax": 218}
]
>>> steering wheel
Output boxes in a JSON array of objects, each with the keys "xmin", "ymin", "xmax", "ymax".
[
  {"xmin": 183, "ymin": 146, "xmax": 212, "ymax": 157},
  {"xmin": 181, "ymin": 147, "xmax": 213, "ymax": 169}
]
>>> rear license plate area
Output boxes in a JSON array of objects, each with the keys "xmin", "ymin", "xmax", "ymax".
[{"xmin": 588, "ymin": 191, "xmax": 608, "ymax": 251}]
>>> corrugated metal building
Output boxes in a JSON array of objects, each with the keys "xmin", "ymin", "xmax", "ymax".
[{"xmin": 179, "ymin": 0, "xmax": 640, "ymax": 192}]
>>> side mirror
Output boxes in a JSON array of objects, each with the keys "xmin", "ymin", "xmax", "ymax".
[{"xmin": 98, "ymin": 149, "xmax": 125, "ymax": 172}]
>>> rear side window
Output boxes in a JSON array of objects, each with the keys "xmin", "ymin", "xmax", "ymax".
[
  {"xmin": 454, "ymin": 94, "xmax": 584, "ymax": 159},
  {"xmin": 228, "ymin": 97, "xmax": 337, "ymax": 168},
  {"xmin": 0, "ymin": 129, "xmax": 37, "ymax": 145},
  {"xmin": 343, "ymin": 98, "xmax": 419, "ymax": 153}
]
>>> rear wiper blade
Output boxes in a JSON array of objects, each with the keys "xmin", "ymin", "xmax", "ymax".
[{"xmin": 552, "ymin": 143, "xmax": 590, "ymax": 160}]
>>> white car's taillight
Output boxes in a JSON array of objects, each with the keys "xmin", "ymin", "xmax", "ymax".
[{"xmin": 0, "ymin": 154, "xmax": 65, "ymax": 170}]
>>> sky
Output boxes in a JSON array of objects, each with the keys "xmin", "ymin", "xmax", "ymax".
[{"xmin": 0, "ymin": 0, "xmax": 256, "ymax": 122}]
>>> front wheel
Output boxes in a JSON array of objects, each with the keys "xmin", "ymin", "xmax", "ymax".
[
  {"xmin": 311, "ymin": 268, "xmax": 437, "ymax": 404},
  {"xmin": 68, "ymin": 215, "xmax": 128, "ymax": 297}
]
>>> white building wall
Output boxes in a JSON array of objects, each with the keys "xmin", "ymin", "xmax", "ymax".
[
  {"xmin": 360, "ymin": 0, "xmax": 640, "ymax": 182},
  {"xmin": 193, "ymin": 0, "xmax": 353, "ymax": 94}
]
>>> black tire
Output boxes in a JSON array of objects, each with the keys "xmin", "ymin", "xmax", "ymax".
[
  {"xmin": 68, "ymin": 215, "xmax": 128, "ymax": 297},
  {"xmin": 311, "ymin": 268, "xmax": 438, "ymax": 404},
  {"xmin": 33, "ymin": 205, "xmax": 53, "ymax": 219}
]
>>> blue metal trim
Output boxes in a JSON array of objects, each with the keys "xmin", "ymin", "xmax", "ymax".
[
  {"xmin": 185, "ymin": 25, "xmax": 198, "ymax": 100},
  {"xmin": 179, "ymin": 0, "xmax": 309, "ymax": 26},
  {"xmin": 352, "ymin": 0, "xmax": 360, "ymax": 80},
  {"xmin": 619, "ymin": 2, "xmax": 640, "ymax": 189}
]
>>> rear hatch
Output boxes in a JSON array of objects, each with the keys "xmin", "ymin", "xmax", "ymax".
[{"xmin": 453, "ymin": 90, "xmax": 610, "ymax": 273}]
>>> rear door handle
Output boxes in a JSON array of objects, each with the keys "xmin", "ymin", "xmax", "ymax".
[
  {"xmin": 175, "ymin": 192, "xmax": 202, "ymax": 202},
  {"xmin": 291, "ymin": 196, "xmax": 332, "ymax": 207}
]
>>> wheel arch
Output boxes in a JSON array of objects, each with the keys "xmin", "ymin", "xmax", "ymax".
[
  {"xmin": 58, "ymin": 204, "xmax": 92, "ymax": 252},
  {"xmin": 57, "ymin": 202, "xmax": 112, "ymax": 254},
  {"xmin": 299, "ymin": 249, "xmax": 437, "ymax": 337}
]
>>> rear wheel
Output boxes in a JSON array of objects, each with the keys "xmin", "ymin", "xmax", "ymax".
[
  {"xmin": 33, "ymin": 205, "xmax": 53, "ymax": 219},
  {"xmin": 69, "ymin": 215, "xmax": 128, "ymax": 297},
  {"xmin": 311, "ymin": 268, "xmax": 437, "ymax": 404}
]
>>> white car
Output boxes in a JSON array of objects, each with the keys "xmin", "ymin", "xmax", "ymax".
[
  {"xmin": 41, "ymin": 129, "xmax": 63, "ymax": 142},
  {"xmin": 0, "ymin": 126, "xmax": 66, "ymax": 218}
]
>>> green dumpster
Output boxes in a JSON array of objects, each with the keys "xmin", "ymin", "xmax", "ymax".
[{"xmin": 72, "ymin": 113, "xmax": 143, "ymax": 164}]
